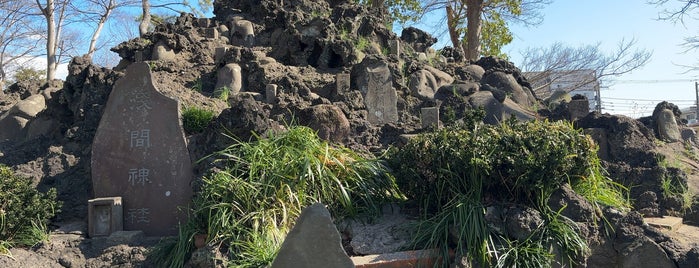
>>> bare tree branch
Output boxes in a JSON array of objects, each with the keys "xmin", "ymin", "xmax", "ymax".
[{"xmin": 520, "ymin": 39, "xmax": 652, "ymax": 97}]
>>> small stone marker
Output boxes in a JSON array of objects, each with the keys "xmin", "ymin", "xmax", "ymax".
[
  {"xmin": 134, "ymin": 51, "xmax": 143, "ymax": 62},
  {"xmin": 389, "ymin": 39, "xmax": 400, "ymax": 56},
  {"xmin": 203, "ymin": 27, "xmax": 219, "ymax": 39},
  {"xmin": 568, "ymin": 99, "xmax": 589, "ymax": 120},
  {"xmin": 91, "ymin": 62, "xmax": 194, "ymax": 236},
  {"xmin": 365, "ymin": 63, "xmax": 398, "ymax": 125},
  {"xmin": 271, "ymin": 203, "xmax": 354, "ymax": 268},
  {"xmin": 88, "ymin": 197, "xmax": 123, "ymax": 237},
  {"xmin": 197, "ymin": 18, "xmax": 210, "ymax": 28},
  {"xmin": 266, "ymin": 84, "xmax": 278, "ymax": 104},
  {"xmin": 214, "ymin": 46, "xmax": 228, "ymax": 63},
  {"xmin": 421, "ymin": 107, "xmax": 439, "ymax": 129},
  {"xmin": 335, "ymin": 73, "xmax": 350, "ymax": 96},
  {"xmin": 215, "ymin": 63, "xmax": 243, "ymax": 95}
]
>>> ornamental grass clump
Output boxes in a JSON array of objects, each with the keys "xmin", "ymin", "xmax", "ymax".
[
  {"xmin": 0, "ymin": 166, "xmax": 60, "ymax": 257},
  {"xmin": 152, "ymin": 126, "xmax": 402, "ymax": 267},
  {"xmin": 389, "ymin": 118, "xmax": 629, "ymax": 267}
]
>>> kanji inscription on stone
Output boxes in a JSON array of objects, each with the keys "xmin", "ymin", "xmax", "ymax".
[
  {"xmin": 91, "ymin": 62, "xmax": 193, "ymax": 236},
  {"xmin": 364, "ymin": 63, "xmax": 398, "ymax": 125}
]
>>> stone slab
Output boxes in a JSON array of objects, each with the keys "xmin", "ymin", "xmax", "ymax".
[
  {"xmin": 644, "ymin": 216, "xmax": 684, "ymax": 231},
  {"xmin": 352, "ymin": 249, "xmax": 443, "ymax": 268},
  {"xmin": 266, "ymin": 84, "xmax": 278, "ymax": 104},
  {"xmin": 421, "ymin": 107, "xmax": 439, "ymax": 129},
  {"xmin": 271, "ymin": 203, "xmax": 353, "ymax": 268},
  {"xmin": 88, "ymin": 197, "xmax": 123, "ymax": 237},
  {"xmin": 365, "ymin": 64, "xmax": 398, "ymax": 125},
  {"xmin": 569, "ymin": 99, "xmax": 590, "ymax": 120},
  {"xmin": 336, "ymin": 73, "xmax": 350, "ymax": 96},
  {"xmin": 91, "ymin": 62, "xmax": 193, "ymax": 236}
]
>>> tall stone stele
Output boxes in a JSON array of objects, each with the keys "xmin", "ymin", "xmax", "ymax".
[{"xmin": 91, "ymin": 62, "xmax": 194, "ymax": 236}]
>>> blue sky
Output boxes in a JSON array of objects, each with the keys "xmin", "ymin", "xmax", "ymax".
[
  {"xmin": 504, "ymin": 1, "xmax": 699, "ymax": 117},
  {"xmin": 407, "ymin": 1, "xmax": 699, "ymax": 117}
]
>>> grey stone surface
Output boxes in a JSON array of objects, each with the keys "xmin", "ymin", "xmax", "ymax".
[
  {"xmin": 0, "ymin": 115, "xmax": 29, "ymax": 141},
  {"xmin": 657, "ymin": 109, "xmax": 682, "ymax": 142},
  {"xmin": 364, "ymin": 63, "xmax": 398, "ymax": 125},
  {"xmin": 421, "ymin": 107, "xmax": 439, "ymax": 129},
  {"xmin": 0, "ymin": 94, "xmax": 46, "ymax": 141},
  {"xmin": 9, "ymin": 94, "xmax": 46, "ymax": 118},
  {"xmin": 463, "ymin": 64, "xmax": 485, "ymax": 81},
  {"xmin": 232, "ymin": 19, "xmax": 254, "ymax": 47},
  {"xmin": 408, "ymin": 70, "xmax": 438, "ymax": 99},
  {"xmin": 681, "ymin": 128, "xmax": 696, "ymax": 142},
  {"xmin": 152, "ymin": 41, "xmax": 176, "ymax": 61},
  {"xmin": 619, "ymin": 237, "xmax": 675, "ymax": 268},
  {"xmin": 423, "ymin": 65, "xmax": 454, "ymax": 87},
  {"xmin": 214, "ymin": 46, "xmax": 228, "ymax": 63},
  {"xmin": 266, "ymin": 84, "xmax": 278, "ymax": 104},
  {"xmin": 215, "ymin": 63, "xmax": 242, "ymax": 95},
  {"xmin": 88, "ymin": 197, "xmax": 123, "ymax": 238},
  {"xmin": 389, "ymin": 39, "xmax": 400, "ymax": 56},
  {"xmin": 569, "ymin": 99, "xmax": 590, "ymax": 120},
  {"xmin": 91, "ymin": 62, "xmax": 193, "ymax": 236},
  {"xmin": 335, "ymin": 73, "xmax": 350, "ymax": 96},
  {"xmin": 271, "ymin": 203, "xmax": 353, "ymax": 268},
  {"xmin": 469, "ymin": 91, "xmax": 503, "ymax": 125},
  {"xmin": 345, "ymin": 204, "xmax": 415, "ymax": 255},
  {"xmin": 482, "ymin": 71, "xmax": 533, "ymax": 107},
  {"xmin": 203, "ymin": 27, "xmax": 218, "ymax": 39},
  {"xmin": 302, "ymin": 104, "xmax": 350, "ymax": 143}
]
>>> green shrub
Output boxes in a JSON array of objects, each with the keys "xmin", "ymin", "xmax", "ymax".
[
  {"xmin": 0, "ymin": 166, "xmax": 60, "ymax": 256},
  {"xmin": 182, "ymin": 106, "xmax": 214, "ymax": 134},
  {"xmin": 389, "ymin": 119, "xmax": 628, "ymax": 267},
  {"xmin": 153, "ymin": 126, "xmax": 402, "ymax": 267}
]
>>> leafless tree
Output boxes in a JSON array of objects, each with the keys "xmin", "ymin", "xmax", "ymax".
[
  {"xmin": 650, "ymin": 0, "xmax": 699, "ymax": 72},
  {"xmin": 0, "ymin": 0, "xmax": 42, "ymax": 90},
  {"xmin": 519, "ymin": 39, "xmax": 652, "ymax": 97}
]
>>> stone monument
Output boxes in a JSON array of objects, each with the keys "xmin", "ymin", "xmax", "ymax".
[
  {"xmin": 91, "ymin": 62, "xmax": 194, "ymax": 236},
  {"xmin": 364, "ymin": 63, "xmax": 398, "ymax": 125}
]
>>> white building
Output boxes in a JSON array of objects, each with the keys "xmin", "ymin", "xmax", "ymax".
[{"xmin": 525, "ymin": 69, "xmax": 601, "ymax": 112}]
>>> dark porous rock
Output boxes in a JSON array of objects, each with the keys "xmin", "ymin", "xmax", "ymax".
[
  {"xmin": 619, "ymin": 237, "xmax": 675, "ymax": 268},
  {"xmin": 576, "ymin": 112, "xmax": 657, "ymax": 167},
  {"xmin": 636, "ymin": 191, "xmax": 660, "ymax": 217},
  {"xmin": 301, "ymin": 104, "xmax": 350, "ymax": 143},
  {"xmin": 678, "ymin": 247, "xmax": 699, "ymax": 268},
  {"xmin": 400, "ymin": 26, "xmax": 437, "ymax": 52},
  {"xmin": 548, "ymin": 184, "xmax": 597, "ymax": 222},
  {"xmin": 504, "ymin": 206, "xmax": 543, "ymax": 241},
  {"xmin": 439, "ymin": 46, "xmax": 465, "ymax": 63}
]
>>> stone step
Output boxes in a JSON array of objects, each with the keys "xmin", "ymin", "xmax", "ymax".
[
  {"xmin": 644, "ymin": 216, "xmax": 684, "ymax": 231},
  {"xmin": 351, "ymin": 249, "xmax": 445, "ymax": 268}
]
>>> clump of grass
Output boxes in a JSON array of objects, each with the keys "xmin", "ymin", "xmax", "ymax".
[
  {"xmin": 356, "ymin": 36, "xmax": 370, "ymax": 51},
  {"xmin": 152, "ymin": 126, "xmax": 402, "ymax": 267},
  {"xmin": 214, "ymin": 86, "xmax": 230, "ymax": 101},
  {"xmin": 0, "ymin": 166, "xmax": 61, "ymax": 257},
  {"xmin": 389, "ymin": 118, "xmax": 628, "ymax": 267},
  {"xmin": 182, "ymin": 106, "xmax": 214, "ymax": 134}
]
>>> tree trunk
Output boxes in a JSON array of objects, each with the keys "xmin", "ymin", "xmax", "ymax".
[
  {"xmin": 465, "ymin": 0, "xmax": 483, "ymax": 62},
  {"xmin": 38, "ymin": 0, "xmax": 57, "ymax": 81},
  {"xmin": 87, "ymin": 0, "xmax": 115, "ymax": 59},
  {"xmin": 139, "ymin": 0, "xmax": 150, "ymax": 37},
  {"xmin": 446, "ymin": 5, "xmax": 464, "ymax": 59}
]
